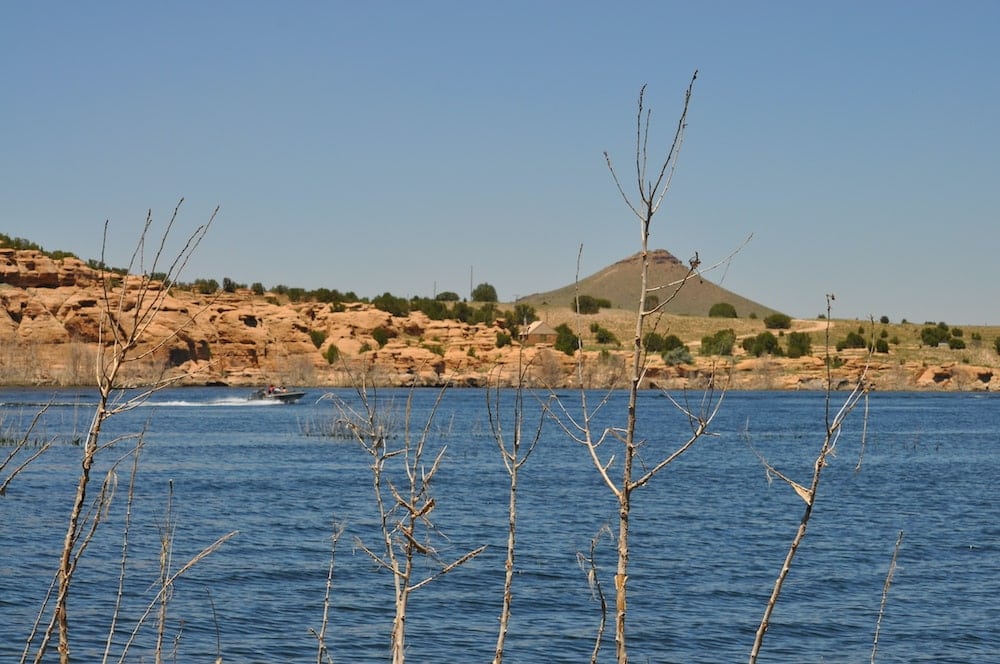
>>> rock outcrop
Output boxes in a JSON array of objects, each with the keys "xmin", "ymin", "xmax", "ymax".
[{"xmin": 1, "ymin": 249, "xmax": 997, "ymax": 391}]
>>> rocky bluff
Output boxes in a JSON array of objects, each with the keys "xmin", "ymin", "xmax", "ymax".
[{"xmin": 0, "ymin": 248, "xmax": 995, "ymax": 391}]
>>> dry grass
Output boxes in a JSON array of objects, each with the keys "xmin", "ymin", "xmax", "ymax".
[{"xmin": 518, "ymin": 305, "xmax": 1000, "ymax": 370}]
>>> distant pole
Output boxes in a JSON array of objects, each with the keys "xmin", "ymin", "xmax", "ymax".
[{"xmin": 469, "ymin": 266, "xmax": 473, "ymax": 300}]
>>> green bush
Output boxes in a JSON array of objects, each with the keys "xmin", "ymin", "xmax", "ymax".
[
  {"xmin": 786, "ymin": 331, "xmax": 812, "ymax": 359},
  {"xmin": 875, "ymin": 338, "xmax": 890, "ymax": 353},
  {"xmin": 589, "ymin": 323, "xmax": 619, "ymax": 346},
  {"xmin": 496, "ymin": 331, "xmax": 512, "ymax": 348},
  {"xmin": 994, "ymin": 337, "xmax": 1000, "ymax": 355},
  {"xmin": 645, "ymin": 332, "xmax": 685, "ymax": 353},
  {"xmin": 251, "ymin": 282, "xmax": 265, "ymax": 296},
  {"xmin": 708, "ymin": 302, "xmax": 738, "ymax": 318},
  {"xmin": 223, "ymin": 277, "xmax": 244, "ymax": 293},
  {"xmin": 309, "ymin": 330, "xmax": 327, "ymax": 348},
  {"xmin": 513, "ymin": 303, "xmax": 538, "ymax": 326},
  {"xmin": 452, "ymin": 301, "xmax": 473, "ymax": 323},
  {"xmin": 576, "ymin": 295, "xmax": 602, "ymax": 315},
  {"xmin": 323, "ymin": 344, "xmax": 340, "ymax": 364},
  {"xmin": 644, "ymin": 332, "xmax": 667, "ymax": 353},
  {"xmin": 742, "ymin": 331, "xmax": 782, "ymax": 357},
  {"xmin": 412, "ymin": 297, "xmax": 449, "ymax": 320},
  {"xmin": 371, "ymin": 327, "xmax": 396, "ymax": 348},
  {"xmin": 662, "ymin": 346, "xmax": 693, "ymax": 365},
  {"xmin": 763, "ymin": 313, "xmax": 792, "ymax": 330},
  {"xmin": 836, "ymin": 331, "xmax": 868, "ymax": 351},
  {"xmin": 470, "ymin": 302, "xmax": 498, "ymax": 325},
  {"xmin": 701, "ymin": 329, "xmax": 736, "ymax": 356},
  {"xmin": 194, "ymin": 278, "xmax": 219, "ymax": 294},
  {"xmin": 372, "ymin": 292, "xmax": 410, "ymax": 316},
  {"xmin": 471, "ymin": 282, "xmax": 498, "ymax": 302},
  {"xmin": 948, "ymin": 337, "xmax": 966, "ymax": 350},
  {"xmin": 435, "ymin": 291, "xmax": 460, "ymax": 302},
  {"xmin": 554, "ymin": 323, "xmax": 580, "ymax": 356}
]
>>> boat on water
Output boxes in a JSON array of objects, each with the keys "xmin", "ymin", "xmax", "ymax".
[{"xmin": 249, "ymin": 387, "xmax": 307, "ymax": 404}]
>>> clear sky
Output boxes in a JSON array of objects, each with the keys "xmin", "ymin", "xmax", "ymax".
[{"xmin": 3, "ymin": 2, "xmax": 998, "ymax": 324}]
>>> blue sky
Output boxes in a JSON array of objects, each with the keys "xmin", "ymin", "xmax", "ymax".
[{"xmin": 3, "ymin": 2, "xmax": 998, "ymax": 324}]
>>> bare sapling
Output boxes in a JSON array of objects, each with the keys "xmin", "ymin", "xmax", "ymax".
[
  {"xmin": 486, "ymin": 358, "xmax": 547, "ymax": 664},
  {"xmin": 747, "ymin": 296, "xmax": 873, "ymax": 663},
  {"xmin": 1, "ymin": 404, "xmax": 55, "ymax": 496},
  {"xmin": 871, "ymin": 530, "xmax": 904, "ymax": 664},
  {"xmin": 310, "ymin": 518, "xmax": 346, "ymax": 664},
  {"xmin": 577, "ymin": 524, "xmax": 614, "ymax": 664},
  {"xmin": 102, "ymin": 433, "xmax": 145, "ymax": 663},
  {"xmin": 336, "ymin": 385, "xmax": 486, "ymax": 664},
  {"xmin": 107, "ymin": 477, "xmax": 237, "ymax": 664},
  {"xmin": 26, "ymin": 201, "xmax": 218, "ymax": 664},
  {"xmin": 549, "ymin": 72, "xmax": 731, "ymax": 663}
]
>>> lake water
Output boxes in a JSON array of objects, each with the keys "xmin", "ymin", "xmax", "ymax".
[{"xmin": 1, "ymin": 387, "xmax": 997, "ymax": 663}]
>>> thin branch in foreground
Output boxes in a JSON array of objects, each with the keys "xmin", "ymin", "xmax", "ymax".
[
  {"xmin": 114, "ymin": 529, "xmax": 239, "ymax": 664},
  {"xmin": 871, "ymin": 531, "xmax": 904, "ymax": 664},
  {"xmin": 311, "ymin": 518, "xmax": 345, "ymax": 664},
  {"xmin": 747, "ymin": 298, "xmax": 874, "ymax": 664},
  {"xmin": 577, "ymin": 525, "xmax": 613, "ymax": 664}
]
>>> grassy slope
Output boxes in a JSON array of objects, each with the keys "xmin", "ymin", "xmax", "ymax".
[{"xmin": 510, "ymin": 304, "xmax": 1000, "ymax": 369}]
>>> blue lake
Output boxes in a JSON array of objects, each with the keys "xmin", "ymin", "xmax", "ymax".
[{"xmin": 1, "ymin": 387, "xmax": 997, "ymax": 662}]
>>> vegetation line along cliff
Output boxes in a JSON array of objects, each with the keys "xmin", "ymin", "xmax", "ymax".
[{"xmin": 1, "ymin": 239, "xmax": 998, "ymax": 390}]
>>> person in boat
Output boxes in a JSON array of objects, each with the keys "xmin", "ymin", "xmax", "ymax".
[{"xmin": 267, "ymin": 384, "xmax": 275, "ymax": 395}]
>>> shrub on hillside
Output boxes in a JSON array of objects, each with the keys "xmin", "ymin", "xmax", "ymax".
[
  {"xmin": 513, "ymin": 303, "xmax": 537, "ymax": 326},
  {"xmin": 194, "ymin": 278, "xmax": 219, "ymax": 294},
  {"xmin": 763, "ymin": 313, "xmax": 792, "ymax": 329},
  {"xmin": 701, "ymin": 328, "xmax": 736, "ymax": 356},
  {"xmin": 372, "ymin": 292, "xmax": 410, "ymax": 317},
  {"xmin": 309, "ymin": 330, "xmax": 327, "ymax": 348},
  {"xmin": 554, "ymin": 323, "xmax": 580, "ymax": 356},
  {"xmin": 323, "ymin": 344, "xmax": 340, "ymax": 364},
  {"xmin": 644, "ymin": 332, "xmax": 684, "ymax": 353},
  {"xmin": 575, "ymin": 295, "xmax": 611, "ymax": 314},
  {"xmin": 576, "ymin": 295, "xmax": 601, "ymax": 315},
  {"xmin": 836, "ymin": 331, "xmax": 868, "ymax": 351},
  {"xmin": 590, "ymin": 322, "xmax": 619, "ymax": 346},
  {"xmin": 742, "ymin": 331, "xmax": 782, "ymax": 357},
  {"xmin": 371, "ymin": 326, "xmax": 396, "ymax": 348},
  {"xmin": 786, "ymin": 331, "xmax": 813, "ymax": 358},
  {"xmin": 662, "ymin": 346, "xmax": 693, "ymax": 365},
  {"xmin": 709, "ymin": 302, "xmax": 738, "ymax": 318},
  {"xmin": 471, "ymin": 282, "xmax": 498, "ymax": 302},
  {"xmin": 412, "ymin": 297, "xmax": 449, "ymax": 320},
  {"xmin": 920, "ymin": 326, "xmax": 948, "ymax": 346}
]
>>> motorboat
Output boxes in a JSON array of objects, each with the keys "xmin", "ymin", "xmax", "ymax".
[{"xmin": 249, "ymin": 387, "xmax": 306, "ymax": 404}]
